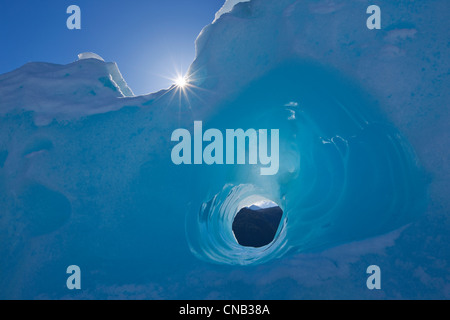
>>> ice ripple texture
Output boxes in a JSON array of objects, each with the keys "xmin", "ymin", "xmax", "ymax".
[{"xmin": 186, "ymin": 60, "xmax": 427, "ymax": 265}]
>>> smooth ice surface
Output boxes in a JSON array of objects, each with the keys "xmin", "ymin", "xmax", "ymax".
[{"xmin": 0, "ymin": 0, "xmax": 448, "ymax": 299}]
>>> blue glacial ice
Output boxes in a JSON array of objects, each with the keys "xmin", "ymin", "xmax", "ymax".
[{"xmin": 0, "ymin": 0, "xmax": 448, "ymax": 299}]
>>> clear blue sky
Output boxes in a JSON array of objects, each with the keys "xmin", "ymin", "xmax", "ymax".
[{"xmin": 0, "ymin": 0, "xmax": 225, "ymax": 95}]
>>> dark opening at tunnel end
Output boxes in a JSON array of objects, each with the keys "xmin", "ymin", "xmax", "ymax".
[{"xmin": 232, "ymin": 205, "xmax": 283, "ymax": 248}]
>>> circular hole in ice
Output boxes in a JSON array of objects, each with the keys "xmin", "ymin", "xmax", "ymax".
[{"xmin": 232, "ymin": 199, "xmax": 283, "ymax": 248}]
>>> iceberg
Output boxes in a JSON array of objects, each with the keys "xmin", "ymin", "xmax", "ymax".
[{"xmin": 0, "ymin": 0, "xmax": 448, "ymax": 299}]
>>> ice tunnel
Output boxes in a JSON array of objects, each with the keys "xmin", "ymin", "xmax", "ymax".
[{"xmin": 185, "ymin": 59, "xmax": 427, "ymax": 265}]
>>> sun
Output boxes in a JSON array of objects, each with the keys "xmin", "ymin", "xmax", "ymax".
[
  {"xmin": 175, "ymin": 75, "xmax": 188, "ymax": 88},
  {"xmin": 162, "ymin": 67, "xmax": 207, "ymax": 111}
]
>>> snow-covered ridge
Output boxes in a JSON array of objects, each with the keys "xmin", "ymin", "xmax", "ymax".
[
  {"xmin": 247, "ymin": 200, "xmax": 278, "ymax": 210},
  {"xmin": 0, "ymin": 54, "xmax": 134, "ymax": 125}
]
